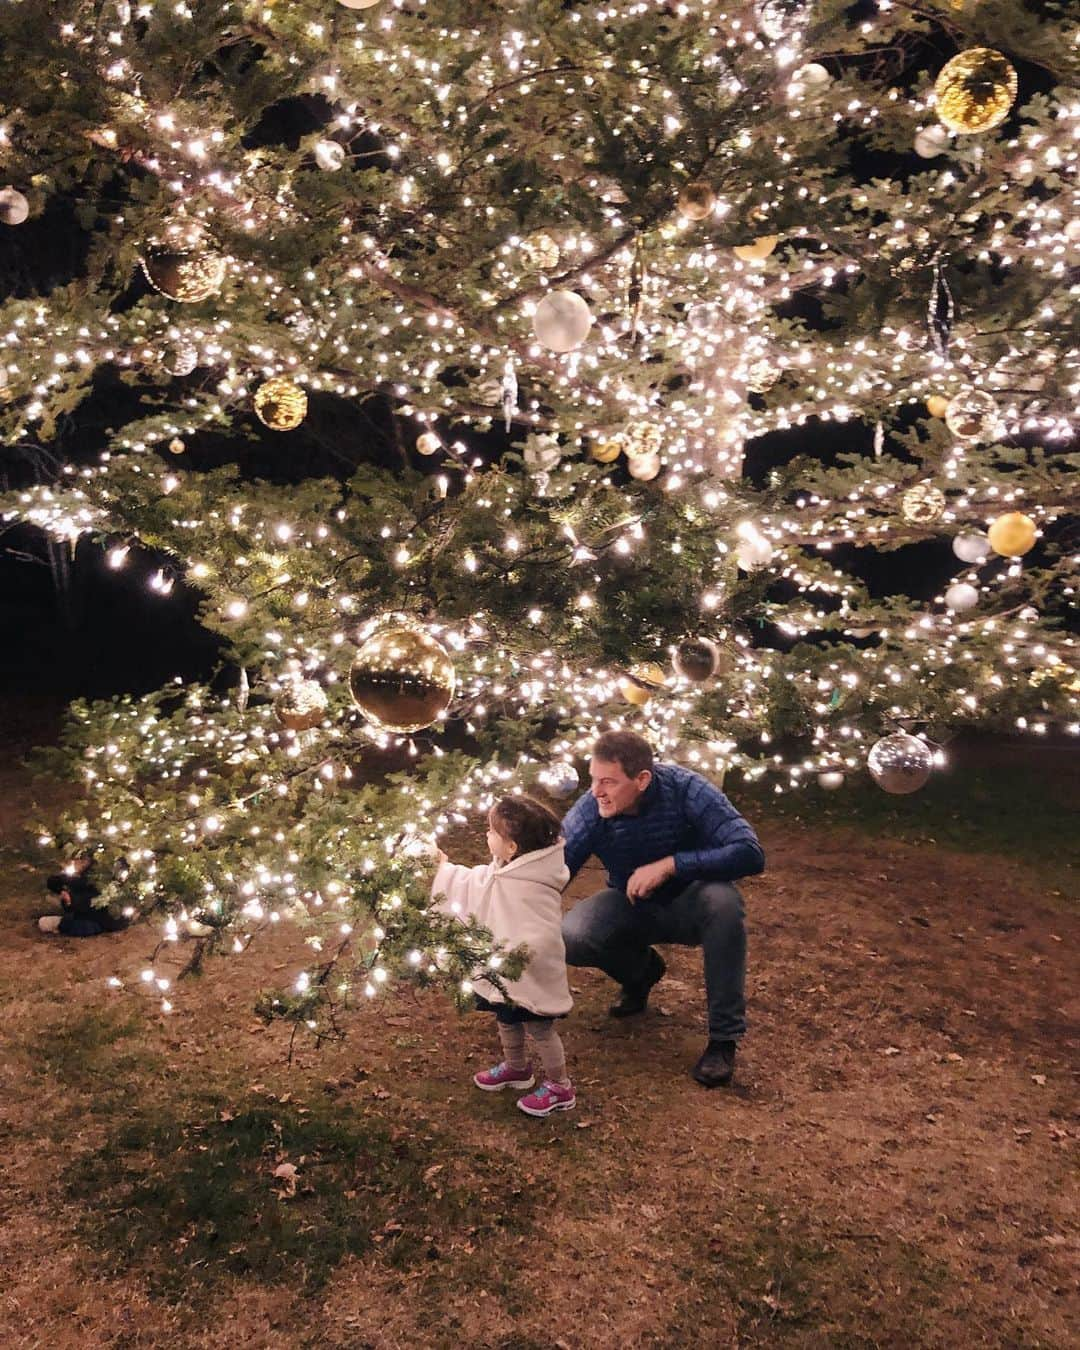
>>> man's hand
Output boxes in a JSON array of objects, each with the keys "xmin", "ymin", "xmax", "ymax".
[{"xmin": 626, "ymin": 856, "xmax": 676, "ymax": 903}]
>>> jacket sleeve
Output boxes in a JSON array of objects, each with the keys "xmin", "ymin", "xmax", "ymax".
[
  {"xmin": 672, "ymin": 777, "xmax": 765, "ymax": 882},
  {"xmin": 430, "ymin": 859, "xmax": 489, "ymax": 918},
  {"xmin": 561, "ymin": 794, "xmax": 598, "ymax": 882}
]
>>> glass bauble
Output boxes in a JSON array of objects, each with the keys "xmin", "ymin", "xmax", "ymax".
[
  {"xmin": 627, "ymin": 451, "xmax": 661, "ymax": 482},
  {"xmin": 925, "ymin": 394, "xmax": 949, "ymax": 418},
  {"xmin": 275, "ymin": 680, "xmax": 329, "ymax": 732},
  {"xmin": 349, "ymin": 626, "xmax": 455, "ymax": 733},
  {"xmin": 952, "ymin": 532, "xmax": 988, "ymax": 564},
  {"xmin": 618, "ymin": 663, "xmax": 667, "ymax": 707},
  {"xmin": 901, "ymin": 483, "xmax": 946, "ymax": 524},
  {"xmin": 254, "ymin": 377, "xmax": 307, "ymax": 431},
  {"xmin": 416, "ymin": 431, "xmax": 441, "ymax": 456},
  {"xmin": 934, "ymin": 49, "xmax": 1017, "ymax": 135},
  {"xmin": 533, "ymin": 291, "xmax": 592, "ymax": 353},
  {"xmin": 945, "ymin": 388, "xmax": 997, "ymax": 441},
  {"xmin": 314, "ymin": 140, "xmax": 346, "ymax": 171},
  {"xmin": 0, "ymin": 187, "xmax": 30, "ymax": 225},
  {"xmin": 817, "ymin": 771, "xmax": 845, "ymax": 791},
  {"xmin": 867, "ymin": 733, "xmax": 933, "ymax": 794},
  {"xmin": 673, "ymin": 636, "xmax": 720, "ymax": 683},
  {"xmin": 677, "ymin": 181, "xmax": 715, "ymax": 221},
  {"xmin": 944, "ymin": 582, "xmax": 979, "ymax": 612},
  {"xmin": 987, "ymin": 512, "xmax": 1036, "ymax": 558},
  {"xmin": 524, "ymin": 434, "xmax": 562, "ymax": 473}
]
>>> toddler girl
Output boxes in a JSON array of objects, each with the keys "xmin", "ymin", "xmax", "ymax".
[{"xmin": 432, "ymin": 795, "xmax": 575, "ymax": 1117}]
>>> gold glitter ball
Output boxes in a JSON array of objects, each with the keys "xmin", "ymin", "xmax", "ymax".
[
  {"xmin": 901, "ymin": 482, "xmax": 946, "ymax": 525},
  {"xmin": 934, "ymin": 49, "xmax": 1017, "ymax": 135},
  {"xmin": 349, "ymin": 626, "xmax": 456, "ymax": 734},
  {"xmin": 274, "ymin": 680, "xmax": 329, "ymax": 732},
  {"xmin": 140, "ymin": 242, "xmax": 226, "ymax": 302},
  {"xmin": 254, "ymin": 377, "xmax": 308, "ymax": 431}
]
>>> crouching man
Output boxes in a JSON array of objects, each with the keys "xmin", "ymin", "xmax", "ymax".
[{"xmin": 561, "ymin": 731, "xmax": 764, "ymax": 1088}]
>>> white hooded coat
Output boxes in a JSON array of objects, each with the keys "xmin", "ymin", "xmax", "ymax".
[{"xmin": 432, "ymin": 842, "xmax": 572, "ymax": 1017}]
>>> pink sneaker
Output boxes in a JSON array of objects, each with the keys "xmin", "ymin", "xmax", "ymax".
[
  {"xmin": 517, "ymin": 1080, "xmax": 575, "ymax": 1117},
  {"xmin": 473, "ymin": 1062, "xmax": 535, "ymax": 1092}
]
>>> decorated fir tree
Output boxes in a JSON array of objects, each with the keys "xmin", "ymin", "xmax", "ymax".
[{"xmin": 0, "ymin": 0, "xmax": 1077, "ymax": 1026}]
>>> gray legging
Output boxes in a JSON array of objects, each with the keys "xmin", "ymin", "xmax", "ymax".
[{"xmin": 561, "ymin": 881, "xmax": 747, "ymax": 1041}]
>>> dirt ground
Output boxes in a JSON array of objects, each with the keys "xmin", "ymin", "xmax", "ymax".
[{"xmin": 0, "ymin": 714, "xmax": 1076, "ymax": 1348}]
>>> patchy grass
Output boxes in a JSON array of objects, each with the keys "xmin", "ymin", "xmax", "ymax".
[{"xmin": 68, "ymin": 1092, "xmax": 533, "ymax": 1297}]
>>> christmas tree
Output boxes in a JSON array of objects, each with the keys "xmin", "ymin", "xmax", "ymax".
[{"xmin": 1, "ymin": 0, "xmax": 1077, "ymax": 1027}]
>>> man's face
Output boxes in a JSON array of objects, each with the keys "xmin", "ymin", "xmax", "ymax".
[{"xmin": 589, "ymin": 757, "xmax": 651, "ymax": 818}]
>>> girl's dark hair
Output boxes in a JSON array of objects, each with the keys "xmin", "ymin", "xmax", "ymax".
[{"xmin": 491, "ymin": 795, "xmax": 562, "ymax": 857}]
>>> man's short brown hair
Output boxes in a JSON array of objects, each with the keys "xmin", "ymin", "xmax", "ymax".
[{"xmin": 592, "ymin": 730, "xmax": 654, "ymax": 779}]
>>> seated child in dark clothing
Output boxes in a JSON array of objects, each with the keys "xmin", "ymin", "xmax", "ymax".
[{"xmin": 39, "ymin": 852, "xmax": 129, "ymax": 937}]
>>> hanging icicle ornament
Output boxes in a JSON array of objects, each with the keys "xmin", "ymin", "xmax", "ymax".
[
  {"xmin": 926, "ymin": 254, "xmax": 954, "ymax": 359},
  {"xmin": 501, "ymin": 358, "xmax": 518, "ymax": 433},
  {"xmin": 873, "ymin": 421, "xmax": 885, "ymax": 459}
]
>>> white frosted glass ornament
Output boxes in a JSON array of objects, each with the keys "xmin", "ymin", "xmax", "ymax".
[
  {"xmin": 532, "ymin": 291, "xmax": 593, "ymax": 353},
  {"xmin": 817, "ymin": 771, "xmax": 845, "ymax": 791},
  {"xmin": 914, "ymin": 125, "xmax": 950, "ymax": 158},
  {"xmin": 0, "ymin": 187, "xmax": 30, "ymax": 225},
  {"xmin": 416, "ymin": 431, "xmax": 441, "ymax": 456},
  {"xmin": 314, "ymin": 140, "xmax": 346, "ymax": 171},
  {"xmin": 735, "ymin": 532, "xmax": 774, "ymax": 571},
  {"xmin": 867, "ymin": 733, "xmax": 933, "ymax": 795},
  {"xmin": 338, "ymin": 0, "xmax": 380, "ymax": 8},
  {"xmin": 627, "ymin": 451, "xmax": 661, "ymax": 482},
  {"xmin": 790, "ymin": 62, "xmax": 831, "ymax": 100},
  {"xmin": 952, "ymin": 533, "xmax": 988, "ymax": 564},
  {"xmin": 944, "ymin": 582, "xmax": 979, "ymax": 612}
]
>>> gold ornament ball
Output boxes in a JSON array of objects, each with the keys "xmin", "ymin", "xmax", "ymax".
[
  {"xmin": 254, "ymin": 377, "xmax": 308, "ymax": 431},
  {"xmin": 275, "ymin": 680, "xmax": 329, "ymax": 732},
  {"xmin": 618, "ymin": 662, "xmax": 667, "ymax": 707},
  {"xmin": 926, "ymin": 394, "xmax": 949, "ymax": 418},
  {"xmin": 677, "ymin": 182, "xmax": 716, "ymax": 222},
  {"xmin": 934, "ymin": 48, "xmax": 1017, "ymax": 135},
  {"xmin": 590, "ymin": 435, "xmax": 624, "ymax": 464},
  {"xmin": 140, "ymin": 242, "xmax": 226, "ymax": 303},
  {"xmin": 168, "ymin": 437, "xmax": 186, "ymax": 455},
  {"xmin": 902, "ymin": 482, "xmax": 946, "ymax": 525},
  {"xmin": 945, "ymin": 388, "xmax": 998, "ymax": 441},
  {"xmin": 733, "ymin": 235, "xmax": 778, "ymax": 262},
  {"xmin": 416, "ymin": 431, "xmax": 442, "ymax": 456},
  {"xmin": 987, "ymin": 511, "xmax": 1036, "ymax": 558},
  {"xmin": 349, "ymin": 626, "xmax": 456, "ymax": 733}
]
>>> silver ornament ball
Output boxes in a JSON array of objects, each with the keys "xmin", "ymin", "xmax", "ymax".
[
  {"xmin": 867, "ymin": 733, "xmax": 934, "ymax": 795},
  {"xmin": 539, "ymin": 762, "xmax": 580, "ymax": 799},
  {"xmin": 532, "ymin": 291, "xmax": 593, "ymax": 354}
]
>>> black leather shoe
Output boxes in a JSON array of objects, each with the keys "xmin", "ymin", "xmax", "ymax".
[
  {"xmin": 608, "ymin": 950, "xmax": 666, "ymax": 1018},
  {"xmin": 692, "ymin": 1039, "xmax": 737, "ymax": 1088}
]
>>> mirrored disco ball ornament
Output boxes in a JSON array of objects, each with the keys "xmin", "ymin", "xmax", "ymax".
[
  {"xmin": 673, "ymin": 636, "xmax": 720, "ymax": 683},
  {"xmin": 163, "ymin": 343, "xmax": 198, "ymax": 376},
  {"xmin": 521, "ymin": 232, "xmax": 560, "ymax": 271},
  {"xmin": 945, "ymin": 388, "xmax": 997, "ymax": 441},
  {"xmin": 539, "ymin": 762, "xmax": 580, "ymax": 799},
  {"xmin": 953, "ymin": 532, "xmax": 989, "ymax": 564},
  {"xmin": 140, "ymin": 233, "xmax": 226, "ymax": 302},
  {"xmin": 532, "ymin": 291, "xmax": 593, "ymax": 353},
  {"xmin": 867, "ymin": 733, "xmax": 934, "ymax": 795},
  {"xmin": 901, "ymin": 483, "xmax": 946, "ymax": 524},
  {"xmin": 944, "ymin": 582, "xmax": 979, "ymax": 613},
  {"xmin": 254, "ymin": 377, "xmax": 308, "ymax": 431},
  {"xmin": 934, "ymin": 48, "xmax": 1017, "ymax": 135},
  {"xmin": 274, "ymin": 680, "xmax": 329, "ymax": 732},
  {"xmin": 349, "ymin": 626, "xmax": 456, "ymax": 733},
  {"xmin": 817, "ymin": 771, "xmax": 845, "ymax": 791}
]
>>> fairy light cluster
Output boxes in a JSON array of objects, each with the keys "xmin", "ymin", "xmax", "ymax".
[{"xmin": 2, "ymin": 1, "xmax": 1078, "ymax": 1020}]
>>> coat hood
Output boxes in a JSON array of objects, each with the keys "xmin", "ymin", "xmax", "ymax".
[{"xmin": 496, "ymin": 840, "xmax": 570, "ymax": 891}]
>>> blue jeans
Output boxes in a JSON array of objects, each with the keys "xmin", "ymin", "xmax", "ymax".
[{"xmin": 561, "ymin": 882, "xmax": 747, "ymax": 1041}]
